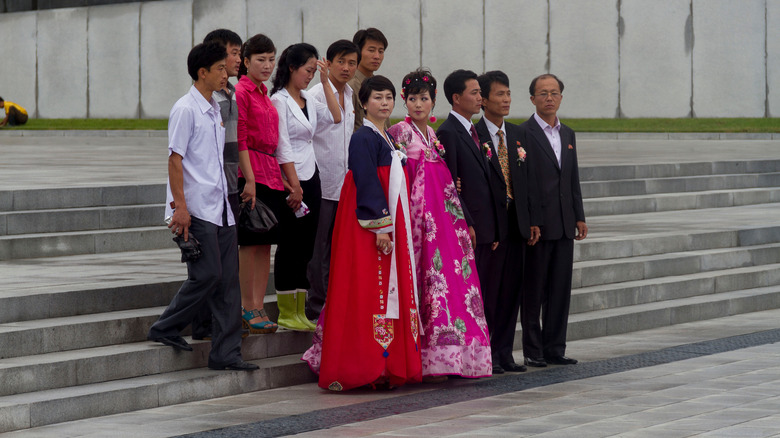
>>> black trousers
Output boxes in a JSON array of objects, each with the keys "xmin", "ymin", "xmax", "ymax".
[
  {"xmin": 192, "ymin": 194, "xmax": 239, "ymax": 338},
  {"xmin": 148, "ymin": 215, "xmax": 243, "ymax": 368},
  {"xmin": 274, "ymin": 169, "xmax": 321, "ymax": 291},
  {"xmin": 474, "ymin": 206, "xmax": 525, "ymax": 365},
  {"xmin": 521, "ymin": 237, "xmax": 574, "ymax": 359},
  {"xmin": 305, "ymin": 197, "xmax": 338, "ymax": 317},
  {"xmin": 7, "ymin": 106, "xmax": 28, "ymax": 126}
]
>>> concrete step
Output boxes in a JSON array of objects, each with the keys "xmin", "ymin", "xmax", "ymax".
[
  {"xmin": 0, "ymin": 226, "xmax": 175, "ymax": 260},
  {"xmin": 0, "ymin": 330, "xmax": 312, "ymax": 397},
  {"xmin": 566, "ymin": 285, "xmax": 780, "ymax": 342},
  {"xmin": 579, "ymin": 159, "xmax": 780, "ymax": 182},
  {"xmin": 0, "ymin": 353, "xmax": 314, "ymax": 433},
  {"xmin": 581, "ymin": 172, "xmax": 780, "ymax": 198},
  {"xmin": 572, "ymin": 242, "xmax": 780, "ymax": 288},
  {"xmin": 0, "ymin": 184, "xmax": 165, "ymax": 212},
  {"xmin": 575, "ymin": 225, "xmax": 780, "ymax": 262},
  {"xmin": 0, "ymin": 307, "xmax": 166, "ymax": 359},
  {"xmin": 0, "ymin": 204, "xmax": 164, "ymax": 236},
  {"xmin": 571, "ymin": 263, "xmax": 780, "ymax": 315},
  {"xmin": 0, "ymin": 279, "xmax": 181, "ymax": 324},
  {"xmin": 584, "ymin": 187, "xmax": 780, "ymax": 216}
]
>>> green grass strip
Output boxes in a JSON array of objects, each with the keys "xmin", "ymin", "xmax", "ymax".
[{"xmin": 3, "ymin": 118, "xmax": 778, "ymax": 133}]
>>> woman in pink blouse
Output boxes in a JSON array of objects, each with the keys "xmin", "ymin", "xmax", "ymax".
[{"xmin": 236, "ymin": 34, "xmax": 302, "ymax": 333}]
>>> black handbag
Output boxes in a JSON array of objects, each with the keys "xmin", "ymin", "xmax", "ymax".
[{"xmin": 238, "ymin": 199, "xmax": 278, "ymax": 233}]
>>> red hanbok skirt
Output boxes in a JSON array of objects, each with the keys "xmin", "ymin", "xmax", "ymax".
[{"xmin": 317, "ymin": 167, "xmax": 423, "ymax": 391}]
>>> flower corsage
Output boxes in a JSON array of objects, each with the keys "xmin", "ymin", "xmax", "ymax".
[
  {"xmin": 482, "ymin": 142, "xmax": 493, "ymax": 159},
  {"xmin": 433, "ymin": 139, "xmax": 445, "ymax": 159},
  {"xmin": 517, "ymin": 146, "xmax": 526, "ymax": 165},
  {"xmin": 394, "ymin": 141, "xmax": 408, "ymax": 162}
]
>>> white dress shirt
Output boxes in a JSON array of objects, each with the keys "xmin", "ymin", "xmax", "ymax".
[
  {"xmin": 534, "ymin": 112, "xmax": 562, "ymax": 167},
  {"xmin": 482, "ymin": 117, "xmax": 506, "ymax": 156},
  {"xmin": 165, "ymin": 85, "xmax": 232, "ymax": 227},
  {"xmin": 309, "ymin": 79, "xmax": 356, "ymax": 200},
  {"xmin": 271, "ymin": 87, "xmax": 335, "ymax": 181}
]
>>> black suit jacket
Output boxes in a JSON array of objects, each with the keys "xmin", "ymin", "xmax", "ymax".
[
  {"xmin": 517, "ymin": 115, "xmax": 585, "ymax": 241},
  {"xmin": 436, "ymin": 113, "xmax": 502, "ymax": 245},
  {"xmin": 475, "ymin": 118, "xmax": 540, "ymax": 241}
]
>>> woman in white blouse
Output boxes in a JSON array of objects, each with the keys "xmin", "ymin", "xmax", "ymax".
[{"xmin": 270, "ymin": 43, "xmax": 342, "ymax": 331}]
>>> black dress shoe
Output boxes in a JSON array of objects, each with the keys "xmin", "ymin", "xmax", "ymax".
[
  {"xmin": 524, "ymin": 357, "xmax": 547, "ymax": 367},
  {"xmin": 501, "ymin": 362, "xmax": 527, "ymax": 372},
  {"xmin": 491, "ymin": 364, "xmax": 505, "ymax": 374},
  {"xmin": 545, "ymin": 356, "xmax": 578, "ymax": 365},
  {"xmin": 210, "ymin": 359, "xmax": 259, "ymax": 371},
  {"xmin": 151, "ymin": 335, "xmax": 193, "ymax": 352}
]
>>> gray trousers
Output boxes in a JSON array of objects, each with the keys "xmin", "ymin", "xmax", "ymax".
[
  {"xmin": 148, "ymin": 216, "xmax": 243, "ymax": 368},
  {"xmin": 305, "ymin": 199, "xmax": 338, "ymax": 317}
]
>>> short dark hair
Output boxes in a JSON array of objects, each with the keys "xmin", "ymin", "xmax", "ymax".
[
  {"xmin": 203, "ymin": 29, "xmax": 242, "ymax": 48},
  {"xmin": 477, "ymin": 70, "xmax": 509, "ymax": 101},
  {"xmin": 0, "ymin": 96, "xmax": 4, "ymax": 103},
  {"xmin": 443, "ymin": 69, "xmax": 478, "ymax": 106},
  {"xmin": 400, "ymin": 68, "xmax": 437, "ymax": 103},
  {"xmin": 358, "ymin": 75, "xmax": 396, "ymax": 106},
  {"xmin": 326, "ymin": 39, "xmax": 361, "ymax": 65},
  {"xmin": 271, "ymin": 43, "xmax": 319, "ymax": 95},
  {"xmin": 529, "ymin": 73, "xmax": 564, "ymax": 96},
  {"xmin": 238, "ymin": 34, "xmax": 276, "ymax": 78},
  {"xmin": 187, "ymin": 42, "xmax": 227, "ymax": 81},
  {"xmin": 352, "ymin": 27, "xmax": 388, "ymax": 51}
]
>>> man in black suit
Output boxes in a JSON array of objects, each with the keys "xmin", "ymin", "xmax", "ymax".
[
  {"xmin": 474, "ymin": 71, "xmax": 541, "ymax": 373},
  {"xmin": 437, "ymin": 69, "xmax": 507, "ymax": 375},
  {"xmin": 519, "ymin": 74, "xmax": 587, "ymax": 367}
]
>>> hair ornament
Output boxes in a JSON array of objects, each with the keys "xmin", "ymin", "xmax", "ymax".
[{"xmin": 404, "ymin": 115, "xmax": 412, "ymax": 123}]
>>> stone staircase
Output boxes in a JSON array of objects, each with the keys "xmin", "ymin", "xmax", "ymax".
[{"xmin": 1, "ymin": 157, "xmax": 779, "ymax": 432}]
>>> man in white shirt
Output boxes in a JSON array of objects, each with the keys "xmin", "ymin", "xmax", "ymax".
[
  {"xmin": 147, "ymin": 42, "xmax": 258, "ymax": 371},
  {"xmin": 306, "ymin": 40, "xmax": 360, "ymax": 319},
  {"xmin": 518, "ymin": 74, "xmax": 587, "ymax": 368}
]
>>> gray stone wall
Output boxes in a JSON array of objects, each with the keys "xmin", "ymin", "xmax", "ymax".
[{"xmin": 1, "ymin": 0, "xmax": 776, "ymax": 119}]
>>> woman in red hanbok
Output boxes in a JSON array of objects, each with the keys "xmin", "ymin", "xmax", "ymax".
[{"xmin": 303, "ymin": 76, "xmax": 423, "ymax": 391}]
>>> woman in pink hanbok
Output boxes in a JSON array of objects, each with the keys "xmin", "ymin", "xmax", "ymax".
[{"xmin": 388, "ymin": 69, "xmax": 491, "ymax": 380}]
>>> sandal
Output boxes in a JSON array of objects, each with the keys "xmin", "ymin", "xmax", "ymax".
[{"xmin": 242, "ymin": 307, "xmax": 278, "ymax": 334}]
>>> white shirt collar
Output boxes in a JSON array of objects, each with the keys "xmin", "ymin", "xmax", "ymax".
[
  {"xmin": 533, "ymin": 112, "xmax": 560, "ymax": 131},
  {"xmin": 363, "ymin": 118, "xmax": 392, "ymax": 147},
  {"xmin": 450, "ymin": 110, "xmax": 474, "ymax": 133},
  {"xmin": 189, "ymin": 85, "xmax": 218, "ymax": 115},
  {"xmin": 483, "ymin": 117, "xmax": 505, "ymax": 137}
]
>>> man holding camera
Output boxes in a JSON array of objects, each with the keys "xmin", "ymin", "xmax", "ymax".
[{"xmin": 147, "ymin": 41, "xmax": 257, "ymax": 371}]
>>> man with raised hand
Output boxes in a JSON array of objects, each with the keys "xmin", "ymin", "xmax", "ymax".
[{"xmin": 306, "ymin": 39, "xmax": 360, "ymax": 320}]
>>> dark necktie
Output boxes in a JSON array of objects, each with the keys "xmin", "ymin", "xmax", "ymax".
[{"xmin": 469, "ymin": 124, "xmax": 480, "ymax": 149}]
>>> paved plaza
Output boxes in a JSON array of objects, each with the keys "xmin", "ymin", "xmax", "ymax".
[
  {"xmin": 5, "ymin": 310, "xmax": 780, "ymax": 437},
  {"xmin": 1, "ymin": 131, "xmax": 779, "ymax": 437}
]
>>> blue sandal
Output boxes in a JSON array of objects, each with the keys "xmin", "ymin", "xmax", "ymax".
[{"xmin": 242, "ymin": 307, "xmax": 278, "ymax": 334}]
